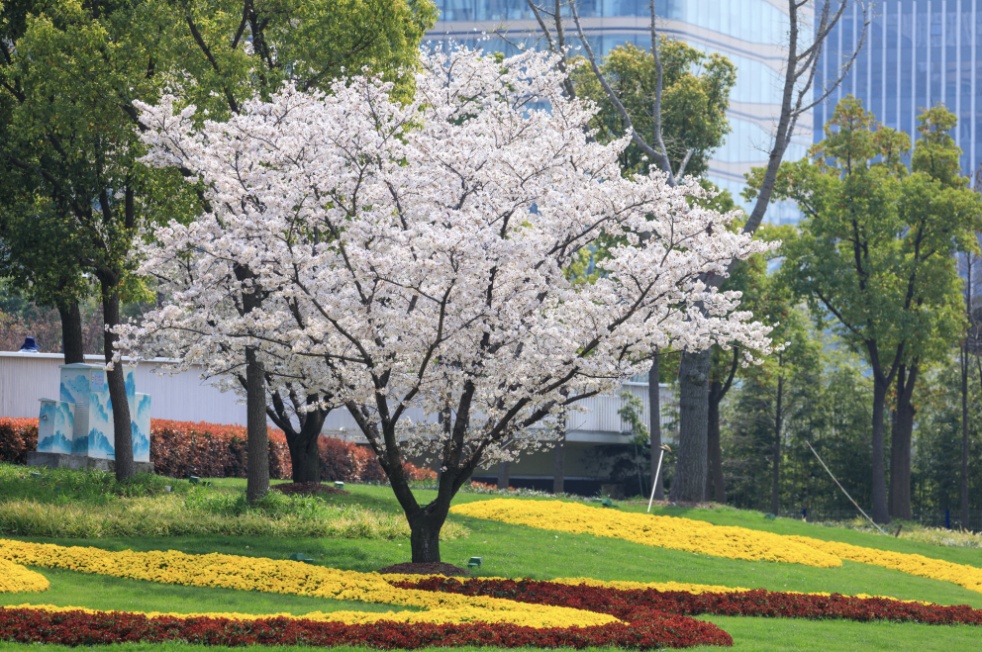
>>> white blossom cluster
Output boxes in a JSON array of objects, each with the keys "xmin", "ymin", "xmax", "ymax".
[{"xmin": 120, "ymin": 47, "xmax": 773, "ymax": 470}]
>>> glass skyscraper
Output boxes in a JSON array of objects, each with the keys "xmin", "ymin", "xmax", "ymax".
[
  {"xmin": 427, "ymin": 1, "xmax": 812, "ymax": 223},
  {"xmin": 818, "ymin": 0, "xmax": 982, "ymax": 178}
]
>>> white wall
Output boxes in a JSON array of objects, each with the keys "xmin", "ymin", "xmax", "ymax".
[
  {"xmin": 0, "ymin": 352, "xmax": 246, "ymax": 425},
  {"xmin": 0, "ymin": 352, "xmax": 674, "ymax": 442}
]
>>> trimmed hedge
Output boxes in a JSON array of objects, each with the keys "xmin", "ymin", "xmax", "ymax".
[
  {"xmin": 0, "ymin": 418, "xmax": 435, "ymax": 483},
  {"xmin": 150, "ymin": 420, "xmax": 291, "ymax": 480},
  {"xmin": 0, "ymin": 419, "xmax": 36, "ymax": 465}
]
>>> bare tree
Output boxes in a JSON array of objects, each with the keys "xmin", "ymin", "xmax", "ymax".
[{"xmin": 525, "ymin": 0, "xmax": 868, "ymax": 502}]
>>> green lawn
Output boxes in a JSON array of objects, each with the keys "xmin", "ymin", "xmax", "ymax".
[{"xmin": 2, "ymin": 469, "xmax": 982, "ymax": 650}]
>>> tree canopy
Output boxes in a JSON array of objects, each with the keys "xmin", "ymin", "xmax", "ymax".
[
  {"xmin": 121, "ymin": 48, "xmax": 773, "ymax": 561},
  {"xmin": 571, "ymin": 40, "xmax": 736, "ymax": 177},
  {"xmin": 762, "ymin": 96, "xmax": 982, "ymax": 522}
]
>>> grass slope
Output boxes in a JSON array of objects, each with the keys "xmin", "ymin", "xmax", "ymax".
[{"xmin": 2, "ymin": 468, "xmax": 982, "ymax": 650}]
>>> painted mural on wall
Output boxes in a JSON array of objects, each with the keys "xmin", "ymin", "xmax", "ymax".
[{"xmin": 37, "ymin": 363, "xmax": 151, "ymax": 463}]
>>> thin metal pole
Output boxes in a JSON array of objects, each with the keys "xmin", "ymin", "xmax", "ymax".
[{"xmin": 647, "ymin": 445, "xmax": 670, "ymax": 513}]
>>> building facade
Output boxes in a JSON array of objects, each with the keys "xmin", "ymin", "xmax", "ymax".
[
  {"xmin": 427, "ymin": 0, "xmax": 812, "ymax": 223},
  {"xmin": 817, "ymin": 0, "xmax": 982, "ymax": 178}
]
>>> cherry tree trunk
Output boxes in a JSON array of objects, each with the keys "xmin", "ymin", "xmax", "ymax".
[
  {"xmin": 671, "ymin": 348, "xmax": 710, "ymax": 503},
  {"xmin": 245, "ymin": 346, "xmax": 269, "ymax": 503},
  {"xmin": 407, "ymin": 502, "xmax": 452, "ymax": 563},
  {"xmin": 284, "ymin": 410, "xmax": 327, "ymax": 483},
  {"xmin": 288, "ymin": 434, "xmax": 321, "ymax": 483}
]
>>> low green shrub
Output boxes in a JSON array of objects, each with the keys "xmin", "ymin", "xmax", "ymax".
[{"xmin": 0, "ymin": 463, "xmax": 465, "ymax": 540}]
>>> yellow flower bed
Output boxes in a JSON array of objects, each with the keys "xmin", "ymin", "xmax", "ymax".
[
  {"xmin": 0, "ymin": 539, "xmax": 614, "ymax": 628},
  {"xmin": 4, "ymin": 601, "xmax": 584, "ymax": 625},
  {"xmin": 451, "ymin": 499, "xmax": 841, "ymax": 568},
  {"xmin": 789, "ymin": 536, "xmax": 982, "ymax": 595},
  {"xmin": 0, "ymin": 558, "xmax": 49, "ymax": 593}
]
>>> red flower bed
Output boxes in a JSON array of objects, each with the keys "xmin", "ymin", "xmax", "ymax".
[
  {"xmin": 0, "ymin": 607, "xmax": 732, "ymax": 649},
  {"xmin": 394, "ymin": 577, "xmax": 982, "ymax": 627}
]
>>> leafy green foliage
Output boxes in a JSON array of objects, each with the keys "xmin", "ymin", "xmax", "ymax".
[
  {"xmin": 0, "ymin": 0, "xmax": 436, "ymax": 336},
  {"xmin": 571, "ymin": 40, "xmax": 736, "ymax": 176},
  {"xmin": 765, "ymin": 98, "xmax": 981, "ymax": 366}
]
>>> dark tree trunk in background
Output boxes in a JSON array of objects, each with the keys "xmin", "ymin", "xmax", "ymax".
[
  {"xmin": 705, "ymin": 380, "xmax": 722, "ymax": 501},
  {"xmin": 889, "ymin": 363, "xmax": 917, "ymax": 521},
  {"xmin": 706, "ymin": 380, "xmax": 725, "ymax": 503},
  {"xmin": 705, "ymin": 348, "xmax": 737, "ymax": 503},
  {"xmin": 497, "ymin": 461, "xmax": 511, "ymax": 490},
  {"xmin": 962, "ymin": 339, "xmax": 971, "ymax": 528},
  {"xmin": 100, "ymin": 279, "xmax": 133, "ymax": 481},
  {"xmin": 648, "ymin": 352, "xmax": 664, "ymax": 500},
  {"xmin": 57, "ymin": 300, "xmax": 84, "ymax": 364},
  {"xmin": 553, "ymin": 411, "xmax": 566, "ymax": 494},
  {"xmin": 961, "ymin": 253, "xmax": 973, "ymax": 529},
  {"xmin": 671, "ymin": 348, "xmax": 710, "ymax": 503},
  {"xmin": 871, "ymin": 377, "xmax": 890, "ymax": 524},
  {"xmin": 245, "ymin": 345, "xmax": 269, "ymax": 503},
  {"xmin": 770, "ymin": 354, "xmax": 784, "ymax": 516}
]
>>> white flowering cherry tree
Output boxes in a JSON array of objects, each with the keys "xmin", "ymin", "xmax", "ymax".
[{"xmin": 124, "ymin": 48, "xmax": 773, "ymax": 563}]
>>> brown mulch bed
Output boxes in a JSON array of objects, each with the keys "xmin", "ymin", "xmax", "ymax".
[
  {"xmin": 272, "ymin": 482, "xmax": 349, "ymax": 496},
  {"xmin": 377, "ymin": 562, "xmax": 470, "ymax": 576}
]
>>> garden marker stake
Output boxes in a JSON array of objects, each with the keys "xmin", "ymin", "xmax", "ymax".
[{"xmin": 647, "ymin": 444, "xmax": 672, "ymax": 513}]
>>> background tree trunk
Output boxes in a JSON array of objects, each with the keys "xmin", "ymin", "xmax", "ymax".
[
  {"xmin": 100, "ymin": 280, "xmax": 133, "ymax": 482},
  {"xmin": 961, "ymin": 252, "xmax": 973, "ymax": 528},
  {"xmin": 962, "ymin": 338, "xmax": 971, "ymax": 528},
  {"xmin": 889, "ymin": 363, "xmax": 917, "ymax": 520},
  {"xmin": 553, "ymin": 418, "xmax": 566, "ymax": 495},
  {"xmin": 871, "ymin": 377, "xmax": 890, "ymax": 524},
  {"xmin": 56, "ymin": 300, "xmax": 84, "ymax": 364},
  {"xmin": 770, "ymin": 357, "xmax": 784, "ymax": 515},
  {"xmin": 706, "ymin": 379, "xmax": 726, "ymax": 502},
  {"xmin": 648, "ymin": 352, "xmax": 664, "ymax": 500},
  {"xmin": 245, "ymin": 345, "xmax": 269, "ymax": 503},
  {"xmin": 671, "ymin": 348, "xmax": 710, "ymax": 502},
  {"xmin": 497, "ymin": 461, "xmax": 511, "ymax": 490}
]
